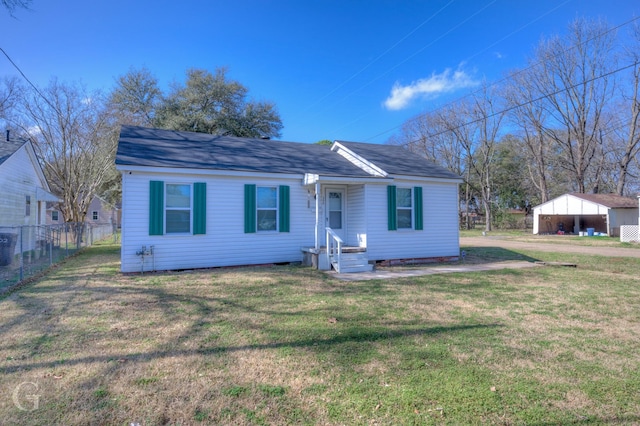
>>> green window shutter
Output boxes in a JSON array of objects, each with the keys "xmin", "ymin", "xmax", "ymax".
[
  {"xmin": 244, "ymin": 184, "xmax": 256, "ymax": 233},
  {"xmin": 193, "ymin": 182, "xmax": 206, "ymax": 235},
  {"xmin": 149, "ymin": 181, "xmax": 164, "ymax": 235},
  {"xmin": 414, "ymin": 186, "xmax": 423, "ymax": 231},
  {"xmin": 387, "ymin": 185, "xmax": 397, "ymax": 231},
  {"xmin": 279, "ymin": 185, "xmax": 290, "ymax": 232}
]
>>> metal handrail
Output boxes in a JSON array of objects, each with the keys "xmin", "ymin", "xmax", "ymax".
[{"xmin": 326, "ymin": 227, "xmax": 343, "ymax": 272}]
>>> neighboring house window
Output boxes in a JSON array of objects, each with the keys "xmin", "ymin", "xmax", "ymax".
[
  {"xmin": 92, "ymin": 211, "xmax": 99, "ymax": 221},
  {"xmin": 52, "ymin": 211, "xmax": 59, "ymax": 221},
  {"xmin": 25, "ymin": 195, "xmax": 31, "ymax": 216},
  {"xmin": 387, "ymin": 186, "xmax": 423, "ymax": 231},
  {"xmin": 244, "ymin": 184, "xmax": 290, "ymax": 233},
  {"xmin": 149, "ymin": 181, "xmax": 206, "ymax": 236}
]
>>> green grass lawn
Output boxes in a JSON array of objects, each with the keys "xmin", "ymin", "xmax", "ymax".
[{"xmin": 1, "ymin": 241, "xmax": 639, "ymax": 425}]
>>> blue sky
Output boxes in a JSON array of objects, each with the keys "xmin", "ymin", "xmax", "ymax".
[{"xmin": 1, "ymin": 0, "xmax": 639, "ymax": 143}]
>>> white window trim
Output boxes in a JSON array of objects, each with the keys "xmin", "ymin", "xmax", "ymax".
[
  {"xmin": 396, "ymin": 187, "xmax": 413, "ymax": 230},
  {"xmin": 165, "ymin": 182, "xmax": 193, "ymax": 235},
  {"xmin": 256, "ymin": 186, "xmax": 279, "ymax": 232}
]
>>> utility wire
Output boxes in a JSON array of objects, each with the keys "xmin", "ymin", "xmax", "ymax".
[
  {"xmin": 302, "ymin": 0, "xmax": 457, "ymax": 113},
  {"xmin": 363, "ymin": 14, "xmax": 640, "ymax": 143},
  {"xmin": 396, "ymin": 60, "xmax": 639, "ymax": 147},
  {"xmin": 330, "ymin": 0, "xmax": 572, "ymax": 139},
  {"xmin": 311, "ymin": 0, "xmax": 498, "ymax": 121},
  {"xmin": 0, "ymin": 46, "xmax": 61, "ymax": 116}
]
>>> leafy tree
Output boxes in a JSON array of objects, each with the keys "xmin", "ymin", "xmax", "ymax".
[
  {"xmin": 154, "ymin": 67, "xmax": 283, "ymax": 138},
  {"xmin": 315, "ymin": 139, "xmax": 333, "ymax": 145},
  {"xmin": 108, "ymin": 66, "xmax": 160, "ymax": 127}
]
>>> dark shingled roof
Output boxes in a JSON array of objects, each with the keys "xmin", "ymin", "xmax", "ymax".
[
  {"xmin": 336, "ymin": 141, "xmax": 462, "ymax": 179},
  {"xmin": 116, "ymin": 126, "xmax": 462, "ymax": 180},
  {"xmin": 570, "ymin": 193, "xmax": 638, "ymax": 209},
  {"xmin": 0, "ymin": 138, "xmax": 27, "ymax": 167}
]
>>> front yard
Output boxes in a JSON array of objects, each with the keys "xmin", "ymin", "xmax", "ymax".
[{"xmin": 1, "ymin": 241, "xmax": 639, "ymax": 425}]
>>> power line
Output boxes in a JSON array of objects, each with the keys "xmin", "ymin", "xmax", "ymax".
[
  {"xmin": 343, "ymin": 0, "xmax": 570, "ymax": 141},
  {"xmin": 397, "ymin": 60, "xmax": 639, "ymax": 148},
  {"xmin": 311, "ymin": 0, "xmax": 498, "ymax": 123},
  {"xmin": 364, "ymin": 14, "xmax": 640, "ymax": 143},
  {"xmin": 302, "ymin": 0, "xmax": 457, "ymax": 113},
  {"xmin": 0, "ymin": 46, "xmax": 61, "ymax": 116}
]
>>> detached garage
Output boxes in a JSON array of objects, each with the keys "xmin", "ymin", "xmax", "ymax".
[{"xmin": 533, "ymin": 193, "xmax": 639, "ymax": 236}]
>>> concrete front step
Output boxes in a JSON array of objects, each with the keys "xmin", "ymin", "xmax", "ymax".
[{"xmin": 331, "ymin": 253, "xmax": 373, "ymax": 273}]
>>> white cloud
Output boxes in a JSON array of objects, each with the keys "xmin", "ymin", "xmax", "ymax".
[{"xmin": 383, "ymin": 68, "xmax": 478, "ymax": 111}]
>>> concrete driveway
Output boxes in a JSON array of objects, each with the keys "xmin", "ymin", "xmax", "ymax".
[
  {"xmin": 330, "ymin": 235, "xmax": 639, "ymax": 281},
  {"xmin": 461, "ymin": 236, "xmax": 640, "ymax": 258}
]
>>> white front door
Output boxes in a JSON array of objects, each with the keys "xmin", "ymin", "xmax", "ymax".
[{"xmin": 325, "ymin": 188, "xmax": 346, "ymax": 242}]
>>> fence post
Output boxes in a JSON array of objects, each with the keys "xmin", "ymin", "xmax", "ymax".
[{"xmin": 19, "ymin": 226, "xmax": 23, "ymax": 282}]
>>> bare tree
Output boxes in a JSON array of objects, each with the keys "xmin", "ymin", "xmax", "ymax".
[
  {"xmin": 505, "ymin": 68, "xmax": 554, "ymax": 203},
  {"xmin": 2, "ymin": 0, "xmax": 30, "ymax": 16},
  {"xmin": 466, "ymin": 84, "xmax": 506, "ymax": 231},
  {"xmin": 0, "ymin": 76, "xmax": 22, "ymax": 121},
  {"xmin": 612, "ymin": 23, "xmax": 640, "ymax": 195},
  {"xmin": 14, "ymin": 79, "xmax": 117, "ymax": 225},
  {"xmin": 390, "ymin": 111, "xmax": 465, "ymax": 175},
  {"xmin": 532, "ymin": 18, "xmax": 616, "ymax": 193}
]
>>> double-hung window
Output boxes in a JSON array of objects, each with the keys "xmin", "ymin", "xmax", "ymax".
[
  {"xmin": 166, "ymin": 183, "xmax": 191, "ymax": 233},
  {"xmin": 244, "ymin": 184, "xmax": 290, "ymax": 233},
  {"xmin": 149, "ymin": 181, "xmax": 206, "ymax": 236},
  {"xmin": 396, "ymin": 187, "xmax": 413, "ymax": 229},
  {"xmin": 387, "ymin": 185, "xmax": 423, "ymax": 231},
  {"xmin": 257, "ymin": 186, "xmax": 278, "ymax": 231}
]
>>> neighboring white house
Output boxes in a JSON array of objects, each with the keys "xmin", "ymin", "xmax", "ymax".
[
  {"xmin": 0, "ymin": 133, "xmax": 59, "ymax": 263},
  {"xmin": 532, "ymin": 193, "xmax": 639, "ymax": 236},
  {"xmin": 116, "ymin": 126, "xmax": 463, "ymax": 273}
]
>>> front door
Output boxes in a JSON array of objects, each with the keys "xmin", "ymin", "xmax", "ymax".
[{"xmin": 325, "ymin": 188, "xmax": 346, "ymax": 242}]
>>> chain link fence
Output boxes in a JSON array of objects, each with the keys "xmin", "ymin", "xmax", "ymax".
[{"xmin": 0, "ymin": 222, "xmax": 116, "ymax": 291}]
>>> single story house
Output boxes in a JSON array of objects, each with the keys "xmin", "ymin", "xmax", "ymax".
[
  {"xmin": 115, "ymin": 126, "xmax": 463, "ymax": 273},
  {"xmin": 532, "ymin": 193, "xmax": 639, "ymax": 236}
]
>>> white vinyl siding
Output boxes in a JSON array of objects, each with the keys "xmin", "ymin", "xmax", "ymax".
[
  {"xmin": 367, "ymin": 181, "xmax": 459, "ymax": 261},
  {"xmin": 346, "ymin": 185, "xmax": 366, "ymax": 247},
  {"xmin": 0, "ymin": 144, "xmax": 46, "ymax": 228},
  {"xmin": 120, "ymin": 172, "xmax": 315, "ymax": 273}
]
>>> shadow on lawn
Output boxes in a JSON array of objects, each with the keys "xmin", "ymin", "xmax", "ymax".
[
  {"xmin": 0, "ymin": 322, "xmax": 502, "ymax": 374},
  {"xmin": 460, "ymin": 246, "xmax": 540, "ymax": 264}
]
